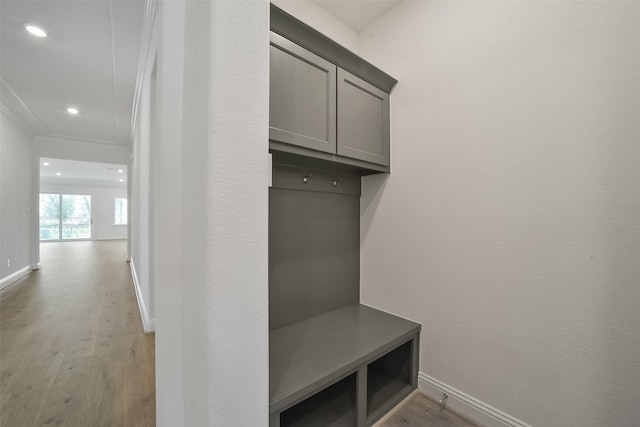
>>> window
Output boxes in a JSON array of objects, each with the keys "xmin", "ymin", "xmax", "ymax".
[
  {"xmin": 115, "ymin": 198, "xmax": 128, "ymax": 225},
  {"xmin": 39, "ymin": 193, "xmax": 60, "ymax": 240},
  {"xmin": 39, "ymin": 193, "xmax": 92, "ymax": 240}
]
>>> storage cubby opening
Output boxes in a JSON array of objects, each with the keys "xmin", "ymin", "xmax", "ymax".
[
  {"xmin": 280, "ymin": 373, "xmax": 357, "ymax": 427},
  {"xmin": 367, "ymin": 340, "xmax": 412, "ymax": 417}
]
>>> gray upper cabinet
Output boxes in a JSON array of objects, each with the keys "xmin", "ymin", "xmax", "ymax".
[
  {"xmin": 270, "ymin": 5, "xmax": 397, "ymax": 173},
  {"xmin": 337, "ymin": 69, "xmax": 390, "ymax": 166},
  {"xmin": 270, "ymin": 32, "xmax": 337, "ymax": 154}
]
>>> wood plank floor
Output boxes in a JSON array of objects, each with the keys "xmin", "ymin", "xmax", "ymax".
[
  {"xmin": 0, "ymin": 240, "xmax": 155, "ymax": 427},
  {"xmin": 377, "ymin": 392, "xmax": 478, "ymax": 427}
]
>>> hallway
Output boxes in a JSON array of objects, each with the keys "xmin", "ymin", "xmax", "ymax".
[{"xmin": 0, "ymin": 240, "xmax": 155, "ymax": 426}]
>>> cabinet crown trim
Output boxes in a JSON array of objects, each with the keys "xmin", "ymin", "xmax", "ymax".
[{"xmin": 270, "ymin": 4, "xmax": 398, "ymax": 94}]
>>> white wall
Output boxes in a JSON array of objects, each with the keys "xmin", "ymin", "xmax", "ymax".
[
  {"xmin": 359, "ymin": 2, "xmax": 640, "ymax": 427},
  {"xmin": 130, "ymin": 54, "xmax": 154, "ymax": 325},
  {"xmin": 39, "ymin": 183, "xmax": 127, "ymax": 241},
  {"xmin": 179, "ymin": 1, "xmax": 269, "ymax": 425},
  {"xmin": 0, "ymin": 111, "xmax": 34, "ymax": 280},
  {"xmin": 128, "ymin": 0, "xmax": 160, "ymax": 334},
  {"xmin": 150, "ymin": 1, "xmax": 270, "ymax": 425},
  {"xmin": 272, "ymin": 0, "xmax": 360, "ymax": 52},
  {"xmin": 154, "ymin": 1, "xmax": 184, "ymax": 424}
]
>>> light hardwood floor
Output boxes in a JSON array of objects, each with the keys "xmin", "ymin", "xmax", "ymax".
[
  {"xmin": 377, "ymin": 392, "xmax": 477, "ymax": 427},
  {"xmin": 0, "ymin": 240, "xmax": 155, "ymax": 427},
  {"xmin": 1, "ymin": 241, "xmax": 474, "ymax": 427}
]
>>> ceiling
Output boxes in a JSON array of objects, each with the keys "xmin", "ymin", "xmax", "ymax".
[
  {"xmin": 40, "ymin": 157, "xmax": 127, "ymax": 188},
  {"xmin": 311, "ymin": 0, "xmax": 401, "ymax": 32},
  {"xmin": 0, "ymin": 0, "xmax": 145, "ymax": 146},
  {"xmin": 1, "ymin": 0, "xmax": 398, "ymax": 151}
]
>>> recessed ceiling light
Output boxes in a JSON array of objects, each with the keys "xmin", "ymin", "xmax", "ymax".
[
  {"xmin": 67, "ymin": 107, "xmax": 79, "ymax": 115},
  {"xmin": 118, "ymin": 169, "xmax": 124, "ymax": 173},
  {"xmin": 119, "ymin": 179, "xmax": 124, "ymax": 182},
  {"xmin": 43, "ymin": 162, "xmax": 49, "ymax": 166},
  {"xmin": 25, "ymin": 24, "xmax": 47, "ymax": 38},
  {"xmin": 56, "ymin": 172, "xmax": 62, "ymax": 176}
]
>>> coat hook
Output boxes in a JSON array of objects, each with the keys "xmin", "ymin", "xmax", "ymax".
[
  {"xmin": 333, "ymin": 178, "xmax": 342, "ymax": 187},
  {"xmin": 302, "ymin": 175, "xmax": 310, "ymax": 184}
]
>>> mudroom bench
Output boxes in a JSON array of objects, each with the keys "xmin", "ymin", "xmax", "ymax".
[{"xmin": 269, "ymin": 304, "xmax": 421, "ymax": 427}]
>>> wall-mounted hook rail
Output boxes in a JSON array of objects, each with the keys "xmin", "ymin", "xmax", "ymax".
[{"xmin": 270, "ymin": 162, "xmax": 361, "ymax": 195}]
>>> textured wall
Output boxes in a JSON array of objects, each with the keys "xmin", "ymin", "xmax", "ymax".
[
  {"xmin": 0, "ymin": 112, "xmax": 34, "ymax": 279},
  {"xmin": 179, "ymin": 1, "xmax": 270, "ymax": 426},
  {"xmin": 272, "ymin": 0, "xmax": 360, "ymax": 52},
  {"xmin": 359, "ymin": 2, "xmax": 640, "ymax": 426},
  {"xmin": 154, "ymin": 1, "xmax": 184, "ymax": 424}
]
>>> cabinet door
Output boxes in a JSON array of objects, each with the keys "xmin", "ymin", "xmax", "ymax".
[
  {"xmin": 337, "ymin": 69, "xmax": 390, "ymax": 166},
  {"xmin": 270, "ymin": 32, "xmax": 337, "ymax": 154}
]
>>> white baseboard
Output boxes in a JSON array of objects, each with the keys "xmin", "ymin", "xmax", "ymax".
[
  {"xmin": 418, "ymin": 373, "xmax": 531, "ymax": 427},
  {"xmin": 129, "ymin": 259, "xmax": 155, "ymax": 333},
  {"xmin": 0, "ymin": 266, "xmax": 32, "ymax": 291}
]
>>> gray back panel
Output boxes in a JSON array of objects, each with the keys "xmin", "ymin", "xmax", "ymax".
[{"xmin": 269, "ymin": 188, "xmax": 360, "ymax": 330}]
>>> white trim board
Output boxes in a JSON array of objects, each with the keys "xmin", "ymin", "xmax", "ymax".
[
  {"xmin": 129, "ymin": 259, "xmax": 155, "ymax": 333},
  {"xmin": 0, "ymin": 266, "xmax": 32, "ymax": 291},
  {"xmin": 418, "ymin": 373, "xmax": 532, "ymax": 427}
]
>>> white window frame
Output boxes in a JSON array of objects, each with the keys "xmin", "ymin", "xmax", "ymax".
[{"xmin": 115, "ymin": 198, "xmax": 128, "ymax": 226}]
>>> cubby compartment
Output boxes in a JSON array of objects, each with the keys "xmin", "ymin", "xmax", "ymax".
[
  {"xmin": 280, "ymin": 373, "xmax": 357, "ymax": 427},
  {"xmin": 367, "ymin": 340, "xmax": 413, "ymax": 420}
]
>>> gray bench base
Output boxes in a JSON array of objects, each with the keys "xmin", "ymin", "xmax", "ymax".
[{"xmin": 270, "ymin": 304, "xmax": 421, "ymax": 427}]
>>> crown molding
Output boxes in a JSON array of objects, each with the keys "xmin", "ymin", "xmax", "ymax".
[
  {"xmin": 1, "ymin": 79, "xmax": 47, "ymax": 135},
  {"xmin": 0, "ymin": 103, "xmax": 35, "ymax": 136},
  {"xmin": 129, "ymin": 0, "xmax": 159, "ymax": 144}
]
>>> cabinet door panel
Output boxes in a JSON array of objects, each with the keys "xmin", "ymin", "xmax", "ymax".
[
  {"xmin": 337, "ymin": 69, "xmax": 390, "ymax": 166},
  {"xmin": 270, "ymin": 32, "xmax": 337, "ymax": 154}
]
